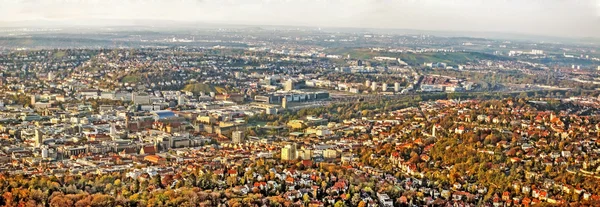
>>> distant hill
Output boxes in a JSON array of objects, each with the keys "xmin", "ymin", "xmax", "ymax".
[
  {"xmin": 325, "ymin": 48, "xmax": 510, "ymax": 66},
  {"xmin": 1, "ymin": 18, "xmax": 595, "ymax": 43},
  {"xmin": 578, "ymin": 37, "xmax": 600, "ymax": 44},
  {"xmin": 182, "ymin": 83, "xmax": 226, "ymax": 95}
]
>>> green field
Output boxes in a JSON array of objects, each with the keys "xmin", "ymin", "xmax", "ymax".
[
  {"xmin": 182, "ymin": 83, "xmax": 227, "ymax": 94},
  {"xmin": 52, "ymin": 51, "xmax": 67, "ymax": 59},
  {"xmin": 121, "ymin": 75, "xmax": 142, "ymax": 83}
]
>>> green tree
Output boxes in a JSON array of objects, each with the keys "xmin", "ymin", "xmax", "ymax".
[{"xmin": 334, "ymin": 200, "xmax": 347, "ymax": 207}]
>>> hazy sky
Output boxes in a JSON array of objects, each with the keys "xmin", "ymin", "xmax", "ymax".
[{"xmin": 1, "ymin": 0, "xmax": 599, "ymax": 37}]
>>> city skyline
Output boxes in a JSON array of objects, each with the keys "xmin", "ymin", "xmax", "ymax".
[
  {"xmin": 1, "ymin": 0, "xmax": 599, "ymax": 38},
  {"xmin": 2, "ymin": 3, "xmax": 600, "ymax": 206}
]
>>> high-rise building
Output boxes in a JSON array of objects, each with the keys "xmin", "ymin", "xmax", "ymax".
[
  {"xmin": 281, "ymin": 144, "xmax": 297, "ymax": 161},
  {"xmin": 365, "ymin": 80, "xmax": 371, "ymax": 88},
  {"xmin": 282, "ymin": 97, "xmax": 288, "ymax": 109},
  {"xmin": 299, "ymin": 149, "xmax": 313, "ymax": 160},
  {"xmin": 232, "ymin": 130, "xmax": 245, "ymax": 143},
  {"xmin": 35, "ymin": 129, "xmax": 43, "ymax": 147},
  {"xmin": 178, "ymin": 94, "xmax": 185, "ymax": 106},
  {"xmin": 323, "ymin": 149, "xmax": 338, "ymax": 159},
  {"xmin": 47, "ymin": 71, "xmax": 54, "ymax": 81},
  {"xmin": 30, "ymin": 95, "xmax": 36, "ymax": 105},
  {"xmin": 531, "ymin": 50, "xmax": 544, "ymax": 55},
  {"xmin": 284, "ymin": 80, "xmax": 295, "ymax": 91},
  {"xmin": 263, "ymin": 77, "xmax": 273, "ymax": 86},
  {"xmin": 110, "ymin": 123, "xmax": 117, "ymax": 137},
  {"xmin": 132, "ymin": 93, "xmax": 151, "ymax": 105},
  {"xmin": 382, "ymin": 83, "xmax": 388, "ymax": 92},
  {"xmin": 394, "ymin": 82, "xmax": 401, "ymax": 92},
  {"xmin": 41, "ymin": 146, "xmax": 49, "ymax": 158},
  {"xmin": 371, "ymin": 82, "xmax": 377, "ymax": 91}
]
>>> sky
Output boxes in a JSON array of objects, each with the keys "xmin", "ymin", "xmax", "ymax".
[{"xmin": 0, "ymin": 0, "xmax": 599, "ymax": 38}]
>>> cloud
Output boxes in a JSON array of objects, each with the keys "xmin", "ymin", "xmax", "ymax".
[
  {"xmin": 597, "ymin": 0, "xmax": 600, "ymax": 16},
  {"xmin": 0, "ymin": 0, "xmax": 598, "ymax": 37}
]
